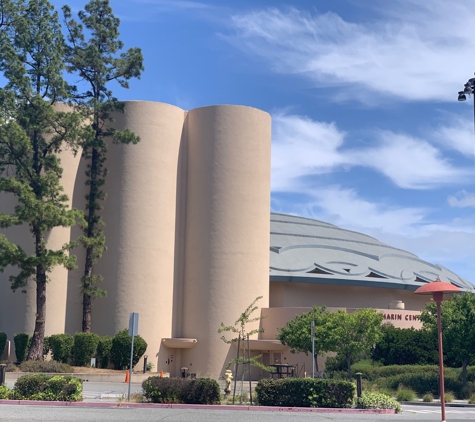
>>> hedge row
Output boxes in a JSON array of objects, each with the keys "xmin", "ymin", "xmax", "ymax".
[
  {"xmin": 0, "ymin": 374, "xmax": 83, "ymax": 401},
  {"xmin": 353, "ymin": 363, "xmax": 475, "ymax": 399},
  {"xmin": 142, "ymin": 377, "xmax": 221, "ymax": 404},
  {"xmin": 255, "ymin": 378, "xmax": 355, "ymax": 408},
  {"xmin": 8, "ymin": 330, "xmax": 146, "ymax": 369}
]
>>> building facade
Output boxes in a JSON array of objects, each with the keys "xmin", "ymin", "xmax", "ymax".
[{"xmin": 1, "ymin": 101, "xmax": 472, "ymax": 377}]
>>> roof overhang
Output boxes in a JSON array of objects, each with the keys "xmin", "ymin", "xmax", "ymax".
[{"xmin": 161, "ymin": 338, "xmax": 198, "ymax": 349}]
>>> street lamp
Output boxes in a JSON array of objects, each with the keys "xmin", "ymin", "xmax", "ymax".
[{"xmin": 414, "ymin": 280, "xmax": 461, "ymax": 422}]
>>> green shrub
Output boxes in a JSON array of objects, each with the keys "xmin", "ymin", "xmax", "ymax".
[
  {"xmin": 372, "ymin": 326, "xmax": 437, "ymax": 366},
  {"xmin": 395, "ymin": 386, "xmax": 416, "ymax": 402},
  {"xmin": 1, "ymin": 360, "xmax": 18, "ymax": 372},
  {"xmin": 255, "ymin": 378, "xmax": 355, "ymax": 408},
  {"xmin": 0, "ymin": 332, "xmax": 7, "ymax": 358},
  {"xmin": 468, "ymin": 393, "xmax": 475, "ymax": 404},
  {"xmin": 13, "ymin": 374, "xmax": 83, "ymax": 401},
  {"xmin": 0, "ymin": 384, "xmax": 12, "ymax": 399},
  {"xmin": 49, "ymin": 334, "xmax": 74, "ymax": 364},
  {"xmin": 72, "ymin": 333, "xmax": 100, "ymax": 367},
  {"xmin": 422, "ymin": 392, "xmax": 434, "ymax": 402},
  {"xmin": 97, "ymin": 336, "xmax": 113, "ymax": 368},
  {"xmin": 357, "ymin": 392, "xmax": 401, "ymax": 413},
  {"xmin": 110, "ymin": 329, "xmax": 147, "ymax": 370},
  {"xmin": 19, "ymin": 360, "xmax": 73, "ymax": 373},
  {"xmin": 43, "ymin": 336, "xmax": 51, "ymax": 359},
  {"xmin": 142, "ymin": 377, "xmax": 221, "ymax": 404},
  {"xmin": 445, "ymin": 391, "xmax": 455, "ymax": 403},
  {"xmin": 13, "ymin": 333, "xmax": 30, "ymax": 363},
  {"xmin": 325, "ymin": 354, "xmax": 348, "ymax": 372}
]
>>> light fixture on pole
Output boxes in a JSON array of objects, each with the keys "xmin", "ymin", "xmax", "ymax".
[
  {"xmin": 414, "ymin": 280, "xmax": 461, "ymax": 422},
  {"xmin": 457, "ymin": 75, "xmax": 475, "ymax": 165}
]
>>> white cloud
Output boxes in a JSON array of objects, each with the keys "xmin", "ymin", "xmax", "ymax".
[
  {"xmin": 303, "ymin": 187, "xmax": 427, "ymax": 236},
  {"xmin": 271, "ymin": 112, "xmax": 348, "ymax": 191},
  {"xmin": 432, "ymin": 114, "xmax": 475, "ymax": 157},
  {"xmin": 228, "ymin": 1, "xmax": 475, "ymax": 102},
  {"xmin": 448, "ymin": 190, "xmax": 475, "ymax": 208},
  {"xmin": 271, "ymin": 112, "xmax": 470, "ymax": 191},
  {"xmin": 353, "ymin": 131, "xmax": 470, "ymax": 189}
]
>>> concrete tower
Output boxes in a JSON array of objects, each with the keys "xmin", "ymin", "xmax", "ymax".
[{"xmin": 181, "ymin": 105, "xmax": 271, "ymax": 378}]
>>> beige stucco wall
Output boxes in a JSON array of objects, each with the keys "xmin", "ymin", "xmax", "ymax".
[
  {"xmin": 180, "ymin": 105, "xmax": 271, "ymax": 378},
  {"xmin": 270, "ymin": 281, "xmax": 430, "ymax": 311}
]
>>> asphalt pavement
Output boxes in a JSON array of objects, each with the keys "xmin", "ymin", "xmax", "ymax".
[{"xmin": 1, "ymin": 404, "xmax": 475, "ymax": 422}]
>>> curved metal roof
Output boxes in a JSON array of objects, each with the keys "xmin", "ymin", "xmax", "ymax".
[{"xmin": 270, "ymin": 213, "xmax": 474, "ymax": 292}]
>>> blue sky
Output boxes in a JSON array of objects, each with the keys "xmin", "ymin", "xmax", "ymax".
[{"xmin": 47, "ymin": 0, "xmax": 475, "ymax": 283}]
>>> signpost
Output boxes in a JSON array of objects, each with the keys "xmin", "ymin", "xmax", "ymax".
[{"xmin": 128, "ymin": 312, "xmax": 139, "ymax": 401}]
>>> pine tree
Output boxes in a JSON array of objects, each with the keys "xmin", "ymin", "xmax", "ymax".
[
  {"xmin": 0, "ymin": 0, "xmax": 83, "ymax": 360},
  {"xmin": 62, "ymin": 0, "xmax": 144, "ymax": 332}
]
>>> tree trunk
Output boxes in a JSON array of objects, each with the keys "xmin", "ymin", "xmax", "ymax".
[
  {"xmin": 27, "ymin": 271, "xmax": 46, "ymax": 361},
  {"xmin": 346, "ymin": 354, "xmax": 352, "ymax": 381},
  {"xmin": 81, "ymin": 145, "xmax": 99, "ymax": 332},
  {"xmin": 314, "ymin": 354, "xmax": 319, "ymax": 373},
  {"xmin": 462, "ymin": 360, "xmax": 468, "ymax": 390},
  {"xmin": 81, "ymin": 245, "xmax": 94, "ymax": 333}
]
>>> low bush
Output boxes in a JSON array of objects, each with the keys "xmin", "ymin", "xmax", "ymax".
[
  {"xmin": 110, "ymin": 329, "xmax": 147, "ymax": 370},
  {"xmin": 19, "ymin": 360, "xmax": 73, "ymax": 373},
  {"xmin": 468, "ymin": 393, "xmax": 475, "ymax": 404},
  {"xmin": 357, "ymin": 392, "xmax": 401, "ymax": 413},
  {"xmin": 255, "ymin": 378, "xmax": 355, "ymax": 408},
  {"xmin": 97, "ymin": 336, "xmax": 113, "ymax": 368},
  {"xmin": 13, "ymin": 333, "xmax": 30, "ymax": 363},
  {"xmin": 1, "ymin": 360, "xmax": 18, "ymax": 372},
  {"xmin": 49, "ymin": 334, "xmax": 74, "ymax": 364},
  {"xmin": 0, "ymin": 385, "xmax": 13, "ymax": 399},
  {"xmin": 0, "ymin": 332, "xmax": 7, "ymax": 358},
  {"xmin": 422, "ymin": 393, "xmax": 434, "ymax": 402},
  {"xmin": 395, "ymin": 386, "xmax": 416, "ymax": 402},
  {"xmin": 73, "ymin": 333, "xmax": 100, "ymax": 367},
  {"xmin": 142, "ymin": 377, "xmax": 220, "ymax": 404},
  {"xmin": 13, "ymin": 374, "xmax": 83, "ymax": 401},
  {"xmin": 445, "ymin": 391, "xmax": 455, "ymax": 403}
]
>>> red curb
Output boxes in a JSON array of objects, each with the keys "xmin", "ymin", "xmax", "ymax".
[{"xmin": 0, "ymin": 400, "xmax": 395, "ymax": 413}]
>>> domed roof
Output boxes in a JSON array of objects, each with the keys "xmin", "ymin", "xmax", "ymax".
[{"xmin": 270, "ymin": 213, "xmax": 474, "ymax": 292}]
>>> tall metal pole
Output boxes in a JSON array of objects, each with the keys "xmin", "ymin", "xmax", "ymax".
[
  {"xmin": 434, "ymin": 292, "xmax": 446, "ymax": 422},
  {"xmin": 128, "ymin": 325, "xmax": 135, "ymax": 401},
  {"xmin": 311, "ymin": 320, "xmax": 315, "ymax": 378},
  {"xmin": 247, "ymin": 335, "xmax": 252, "ymax": 405}
]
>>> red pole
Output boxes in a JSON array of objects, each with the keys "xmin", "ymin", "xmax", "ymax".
[{"xmin": 434, "ymin": 292, "xmax": 446, "ymax": 422}]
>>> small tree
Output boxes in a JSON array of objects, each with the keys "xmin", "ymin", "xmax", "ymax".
[
  {"xmin": 325, "ymin": 308, "xmax": 383, "ymax": 381},
  {"xmin": 218, "ymin": 296, "xmax": 269, "ymax": 401},
  {"xmin": 277, "ymin": 306, "xmax": 329, "ymax": 373},
  {"xmin": 420, "ymin": 292, "xmax": 475, "ymax": 390}
]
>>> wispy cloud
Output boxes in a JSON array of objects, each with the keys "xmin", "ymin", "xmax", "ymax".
[
  {"xmin": 353, "ymin": 131, "xmax": 470, "ymax": 189},
  {"xmin": 271, "ymin": 112, "xmax": 348, "ymax": 191},
  {"xmin": 227, "ymin": 1, "xmax": 475, "ymax": 102},
  {"xmin": 271, "ymin": 112, "xmax": 470, "ymax": 191},
  {"xmin": 448, "ymin": 190, "xmax": 475, "ymax": 208}
]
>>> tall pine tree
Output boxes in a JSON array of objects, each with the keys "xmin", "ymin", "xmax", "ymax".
[
  {"xmin": 0, "ymin": 0, "xmax": 83, "ymax": 360},
  {"xmin": 62, "ymin": 0, "xmax": 144, "ymax": 332}
]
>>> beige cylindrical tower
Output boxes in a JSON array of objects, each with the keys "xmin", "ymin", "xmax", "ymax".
[
  {"xmin": 181, "ymin": 105, "xmax": 271, "ymax": 378},
  {"xmin": 91, "ymin": 101, "xmax": 185, "ymax": 366}
]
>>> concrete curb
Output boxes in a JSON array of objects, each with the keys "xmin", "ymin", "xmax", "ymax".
[
  {"xmin": 403, "ymin": 401, "xmax": 475, "ymax": 408},
  {"xmin": 0, "ymin": 400, "xmax": 395, "ymax": 414}
]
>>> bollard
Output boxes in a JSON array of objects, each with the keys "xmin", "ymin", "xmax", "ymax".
[
  {"xmin": 355, "ymin": 372, "xmax": 363, "ymax": 398},
  {"xmin": 0, "ymin": 364, "xmax": 6, "ymax": 386},
  {"xmin": 143, "ymin": 355, "xmax": 148, "ymax": 374}
]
